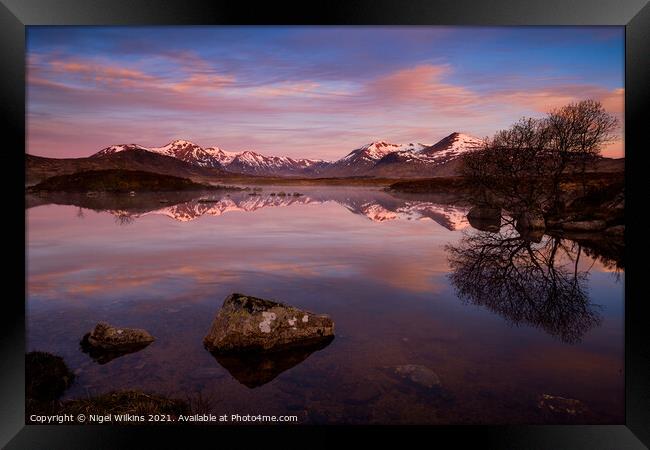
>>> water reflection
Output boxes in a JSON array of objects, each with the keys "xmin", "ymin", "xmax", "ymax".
[
  {"xmin": 26, "ymin": 189, "xmax": 471, "ymax": 230},
  {"xmin": 446, "ymin": 226, "xmax": 603, "ymax": 343},
  {"xmin": 26, "ymin": 187, "xmax": 624, "ymax": 423},
  {"xmin": 209, "ymin": 336, "xmax": 334, "ymax": 388}
]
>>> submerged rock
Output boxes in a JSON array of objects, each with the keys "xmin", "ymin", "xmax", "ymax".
[
  {"xmin": 394, "ymin": 364, "xmax": 441, "ymax": 389},
  {"xmin": 80, "ymin": 335, "xmax": 153, "ymax": 364},
  {"xmin": 82, "ymin": 322, "xmax": 154, "ymax": 352},
  {"xmin": 203, "ymin": 293, "xmax": 335, "ymax": 353},
  {"xmin": 537, "ymin": 394, "xmax": 588, "ymax": 416}
]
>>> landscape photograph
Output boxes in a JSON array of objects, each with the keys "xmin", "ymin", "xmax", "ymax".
[{"xmin": 25, "ymin": 26, "xmax": 624, "ymax": 425}]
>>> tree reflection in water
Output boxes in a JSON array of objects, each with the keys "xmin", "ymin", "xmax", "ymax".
[{"xmin": 446, "ymin": 225, "xmax": 603, "ymax": 343}]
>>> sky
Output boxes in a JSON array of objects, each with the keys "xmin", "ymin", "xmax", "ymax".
[{"xmin": 26, "ymin": 26, "xmax": 624, "ymax": 160}]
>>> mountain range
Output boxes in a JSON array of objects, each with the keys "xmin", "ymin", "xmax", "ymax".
[
  {"xmin": 28, "ymin": 131, "xmax": 623, "ymax": 183},
  {"xmin": 89, "ymin": 132, "xmax": 485, "ymax": 178}
]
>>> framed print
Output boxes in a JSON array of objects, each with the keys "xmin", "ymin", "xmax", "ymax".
[{"xmin": 2, "ymin": 0, "xmax": 648, "ymax": 448}]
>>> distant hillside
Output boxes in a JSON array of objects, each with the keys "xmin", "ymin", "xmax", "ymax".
[
  {"xmin": 26, "ymin": 149, "xmax": 233, "ymax": 185},
  {"xmin": 389, "ymin": 170, "xmax": 623, "ymax": 194},
  {"xmin": 27, "ymin": 169, "xmax": 220, "ymax": 193},
  {"xmin": 588, "ymin": 157, "xmax": 624, "ymax": 173}
]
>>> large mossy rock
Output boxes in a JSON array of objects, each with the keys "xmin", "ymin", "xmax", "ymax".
[{"xmin": 203, "ymin": 293, "xmax": 335, "ymax": 354}]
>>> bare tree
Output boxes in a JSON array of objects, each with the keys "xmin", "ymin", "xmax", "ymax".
[
  {"xmin": 462, "ymin": 117, "xmax": 556, "ymax": 215},
  {"xmin": 461, "ymin": 100, "xmax": 618, "ymax": 216},
  {"xmin": 545, "ymin": 99, "xmax": 619, "ymax": 205}
]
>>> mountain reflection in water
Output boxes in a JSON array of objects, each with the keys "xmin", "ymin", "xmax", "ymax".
[{"xmin": 26, "ymin": 188, "xmax": 471, "ymax": 230}]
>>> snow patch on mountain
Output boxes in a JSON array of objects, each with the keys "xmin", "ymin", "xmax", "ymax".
[
  {"xmin": 93, "ymin": 144, "xmax": 150, "ymax": 156},
  {"xmin": 342, "ymin": 141, "xmax": 427, "ymax": 162},
  {"xmin": 419, "ymin": 132, "xmax": 484, "ymax": 159}
]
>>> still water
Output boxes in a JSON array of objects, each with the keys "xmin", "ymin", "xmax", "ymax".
[{"xmin": 26, "ymin": 186, "xmax": 624, "ymax": 424}]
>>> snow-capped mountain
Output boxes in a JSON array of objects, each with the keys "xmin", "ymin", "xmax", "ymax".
[
  {"xmin": 93, "ymin": 144, "xmax": 150, "ymax": 155},
  {"xmin": 419, "ymin": 132, "xmax": 484, "ymax": 159},
  {"xmin": 319, "ymin": 133, "xmax": 483, "ymax": 178},
  {"xmin": 203, "ymin": 147, "xmax": 241, "ymax": 165},
  {"xmin": 94, "ymin": 140, "xmax": 224, "ymax": 169},
  {"xmin": 226, "ymin": 151, "xmax": 329, "ymax": 177},
  {"xmin": 89, "ymin": 132, "xmax": 483, "ymax": 178},
  {"xmin": 321, "ymin": 141, "xmax": 427, "ymax": 177},
  {"xmin": 342, "ymin": 141, "xmax": 427, "ymax": 162},
  {"xmin": 91, "ymin": 140, "xmax": 327, "ymax": 177},
  {"xmin": 368, "ymin": 132, "xmax": 485, "ymax": 177}
]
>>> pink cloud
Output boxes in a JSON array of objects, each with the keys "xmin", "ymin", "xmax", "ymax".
[
  {"xmin": 251, "ymin": 81, "xmax": 324, "ymax": 98},
  {"xmin": 35, "ymin": 55, "xmax": 236, "ymax": 95},
  {"xmin": 47, "ymin": 60, "xmax": 159, "ymax": 90},
  {"xmin": 51, "ymin": 60, "xmax": 155, "ymax": 81},
  {"xmin": 364, "ymin": 64, "xmax": 475, "ymax": 110},
  {"xmin": 170, "ymin": 73, "xmax": 235, "ymax": 92}
]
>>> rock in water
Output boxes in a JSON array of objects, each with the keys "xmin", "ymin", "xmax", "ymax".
[
  {"xmin": 394, "ymin": 364, "xmax": 441, "ymax": 389},
  {"xmin": 467, "ymin": 206, "xmax": 501, "ymax": 232},
  {"xmin": 203, "ymin": 293, "xmax": 335, "ymax": 353},
  {"xmin": 537, "ymin": 394, "xmax": 588, "ymax": 416},
  {"xmin": 82, "ymin": 322, "xmax": 155, "ymax": 351}
]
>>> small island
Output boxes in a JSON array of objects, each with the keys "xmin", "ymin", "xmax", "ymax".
[{"xmin": 26, "ymin": 169, "xmax": 231, "ymax": 194}]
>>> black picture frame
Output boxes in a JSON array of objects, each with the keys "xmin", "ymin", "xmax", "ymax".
[{"xmin": 2, "ymin": 0, "xmax": 648, "ymax": 448}]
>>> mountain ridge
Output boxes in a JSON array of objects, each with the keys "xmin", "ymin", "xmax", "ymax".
[{"xmin": 86, "ymin": 132, "xmax": 485, "ymax": 178}]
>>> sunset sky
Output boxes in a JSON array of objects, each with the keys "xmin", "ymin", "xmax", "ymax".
[{"xmin": 26, "ymin": 26, "xmax": 624, "ymax": 160}]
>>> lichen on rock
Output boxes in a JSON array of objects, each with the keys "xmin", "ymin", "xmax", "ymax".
[{"xmin": 203, "ymin": 293, "xmax": 335, "ymax": 354}]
